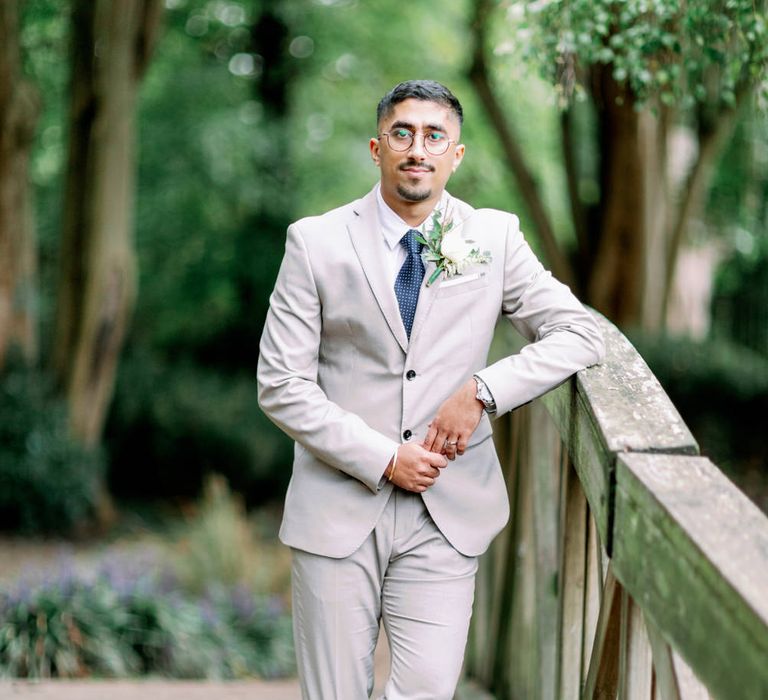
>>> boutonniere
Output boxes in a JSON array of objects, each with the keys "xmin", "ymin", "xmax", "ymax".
[{"xmin": 417, "ymin": 208, "xmax": 492, "ymax": 286}]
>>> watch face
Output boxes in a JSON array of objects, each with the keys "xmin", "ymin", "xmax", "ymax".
[{"xmin": 474, "ymin": 376, "xmax": 495, "ymax": 411}]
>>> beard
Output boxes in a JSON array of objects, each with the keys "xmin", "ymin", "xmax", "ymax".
[
  {"xmin": 395, "ymin": 159, "xmax": 435, "ymax": 202},
  {"xmin": 396, "ymin": 184, "xmax": 432, "ymax": 202}
]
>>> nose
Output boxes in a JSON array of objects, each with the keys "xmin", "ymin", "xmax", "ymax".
[{"xmin": 407, "ymin": 133, "xmax": 427, "ymax": 159}]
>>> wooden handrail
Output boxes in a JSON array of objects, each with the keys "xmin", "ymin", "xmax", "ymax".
[
  {"xmin": 541, "ymin": 316, "xmax": 699, "ymax": 554},
  {"xmin": 464, "ymin": 313, "xmax": 768, "ymax": 699}
]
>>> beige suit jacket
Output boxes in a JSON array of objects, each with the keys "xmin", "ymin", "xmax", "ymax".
[{"xmin": 257, "ymin": 186, "xmax": 604, "ymax": 558}]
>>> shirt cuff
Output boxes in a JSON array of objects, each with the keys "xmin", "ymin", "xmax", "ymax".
[{"xmin": 377, "ymin": 446, "xmax": 399, "ymax": 490}]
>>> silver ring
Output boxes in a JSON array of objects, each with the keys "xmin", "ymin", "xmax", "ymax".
[{"xmin": 444, "ymin": 440, "xmax": 458, "ymax": 446}]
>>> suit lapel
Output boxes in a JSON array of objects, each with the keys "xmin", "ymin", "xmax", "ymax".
[
  {"xmin": 347, "ymin": 189, "xmax": 477, "ymax": 353},
  {"xmin": 409, "ymin": 261, "xmax": 442, "ymax": 343},
  {"xmin": 348, "ymin": 190, "xmax": 409, "ymax": 353}
]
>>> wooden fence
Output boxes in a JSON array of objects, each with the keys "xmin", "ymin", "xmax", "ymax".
[{"xmin": 462, "ymin": 314, "xmax": 768, "ymax": 700}]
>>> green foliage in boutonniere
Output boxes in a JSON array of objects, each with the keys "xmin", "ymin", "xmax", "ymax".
[{"xmin": 416, "ymin": 209, "xmax": 492, "ymax": 286}]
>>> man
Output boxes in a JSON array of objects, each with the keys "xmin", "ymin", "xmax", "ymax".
[{"xmin": 258, "ymin": 80, "xmax": 604, "ymax": 699}]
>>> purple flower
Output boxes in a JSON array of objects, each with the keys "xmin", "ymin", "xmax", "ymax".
[{"xmin": 229, "ymin": 585, "xmax": 256, "ymax": 621}]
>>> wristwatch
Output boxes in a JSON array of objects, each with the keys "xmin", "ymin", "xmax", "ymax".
[{"xmin": 473, "ymin": 375, "xmax": 497, "ymax": 415}]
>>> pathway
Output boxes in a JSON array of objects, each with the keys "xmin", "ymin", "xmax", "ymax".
[{"xmin": 0, "ymin": 679, "xmax": 301, "ymax": 699}]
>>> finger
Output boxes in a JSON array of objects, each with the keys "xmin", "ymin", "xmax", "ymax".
[
  {"xmin": 423, "ymin": 423, "xmax": 439, "ymax": 452},
  {"xmin": 457, "ymin": 434, "xmax": 469, "ymax": 456},
  {"xmin": 427, "ymin": 436, "xmax": 443, "ymax": 455},
  {"xmin": 434, "ymin": 429, "xmax": 450, "ymax": 455},
  {"xmin": 435, "ymin": 430, "xmax": 448, "ymax": 455},
  {"xmin": 443, "ymin": 434, "xmax": 459, "ymax": 461},
  {"xmin": 427, "ymin": 452, "xmax": 449, "ymax": 468}
]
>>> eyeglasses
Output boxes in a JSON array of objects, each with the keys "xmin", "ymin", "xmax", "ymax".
[{"xmin": 378, "ymin": 128, "xmax": 457, "ymax": 156}]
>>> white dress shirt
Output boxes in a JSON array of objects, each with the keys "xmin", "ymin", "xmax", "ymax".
[
  {"xmin": 375, "ymin": 184, "xmax": 447, "ymax": 285},
  {"xmin": 375, "ymin": 184, "xmax": 496, "ymax": 414}
]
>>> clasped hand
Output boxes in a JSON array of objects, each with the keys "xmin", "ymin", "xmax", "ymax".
[{"xmin": 386, "ymin": 378, "xmax": 484, "ymax": 493}]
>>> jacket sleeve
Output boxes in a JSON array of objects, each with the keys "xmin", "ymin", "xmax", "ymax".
[
  {"xmin": 257, "ymin": 223, "xmax": 398, "ymax": 493},
  {"xmin": 474, "ymin": 214, "xmax": 605, "ymax": 416}
]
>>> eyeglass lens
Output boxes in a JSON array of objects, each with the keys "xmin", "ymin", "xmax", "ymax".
[{"xmin": 385, "ymin": 131, "xmax": 451, "ymax": 155}]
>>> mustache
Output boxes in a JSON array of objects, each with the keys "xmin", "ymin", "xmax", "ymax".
[{"xmin": 399, "ymin": 160, "xmax": 435, "ymax": 172}]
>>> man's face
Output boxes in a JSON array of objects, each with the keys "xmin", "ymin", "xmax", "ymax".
[{"xmin": 370, "ymin": 98, "xmax": 465, "ymax": 207}]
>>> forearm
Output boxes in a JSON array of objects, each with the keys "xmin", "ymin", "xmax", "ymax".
[
  {"xmin": 258, "ymin": 223, "xmax": 398, "ymax": 492},
  {"xmin": 475, "ymin": 322, "xmax": 602, "ymax": 416},
  {"xmin": 477, "ymin": 216, "xmax": 605, "ymax": 416},
  {"xmin": 258, "ymin": 340, "xmax": 398, "ymax": 493}
]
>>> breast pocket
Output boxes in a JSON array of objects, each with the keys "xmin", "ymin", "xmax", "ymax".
[{"xmin": 436, "ymin": 273, "xmax": 488, "ymax": 298}]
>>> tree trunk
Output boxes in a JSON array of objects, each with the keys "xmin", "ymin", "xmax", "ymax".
[
  {"xmin": 586, "ymin": 66, "xmax": 661, "ymax": 327},
  {"xmin": 0, "ymin": 0, "xmax": 40, "ymax": 371},
  {"xmin": 637, "ymin": 107, "xmax": 672, "ymax": 331},
  {"xmin": 53, "ymin": 0, "xmax": 162, "ymax": 447}
]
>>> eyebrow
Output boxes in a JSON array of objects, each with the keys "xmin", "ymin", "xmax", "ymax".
[{"xmin": 389, "ymin": 120, "xmax": 447, "ymax": 133}]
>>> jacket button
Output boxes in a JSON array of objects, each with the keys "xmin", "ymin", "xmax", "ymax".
[
  {"xmin": 402, "ymin": 429, "xmax": 412, "ymax": 441},
  {"xmin": 406, "ymin": 370, "xmax": 416, "ymax": 380}
]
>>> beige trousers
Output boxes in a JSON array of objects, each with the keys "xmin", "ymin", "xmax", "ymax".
[{"xmin": 291, "ymin": 489, "xmax": 478, "ymax": 700}]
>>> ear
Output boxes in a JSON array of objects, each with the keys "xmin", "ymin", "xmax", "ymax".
[
  {"xmin": 369, "ymin": 137, "xmax": 381, "ymax": 166},
  {"xmin": 451, "ymin": 143, "xmax": 466, "ymax": 173}
]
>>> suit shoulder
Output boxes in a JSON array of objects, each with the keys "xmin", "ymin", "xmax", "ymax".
[
  {"xmin": 461, "ymin": 207, "xmax": 521, "ymax": 241},
  {"xmin": 289, "ymin": 198, "xmax": 361, "ymax": 240},
  {"xmin": 474, "ymin": 207, "xmax": 520, "ymax": 229}
]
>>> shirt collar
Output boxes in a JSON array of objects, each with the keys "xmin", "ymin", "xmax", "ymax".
[{"xmin": 375, "ymin": 183, "xmax": 448, "ymax": 251}]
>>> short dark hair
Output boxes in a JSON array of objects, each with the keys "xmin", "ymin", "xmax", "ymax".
[{"xmin": 376, "ymin": 80, "xmax": 464, "ymax": 127}]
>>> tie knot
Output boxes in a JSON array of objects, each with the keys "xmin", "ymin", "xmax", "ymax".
[{"xmin": 400, "ymin": 229, "xmax": 423, "ymax": 257}]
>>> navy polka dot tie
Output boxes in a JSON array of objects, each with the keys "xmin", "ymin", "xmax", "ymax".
[{"xmin": 394, "ymin": 229, "xmax": 425, "ymax": 339}]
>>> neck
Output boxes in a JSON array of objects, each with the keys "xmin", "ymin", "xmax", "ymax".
[{"xmin": 380, "ymin": 189, "xmax": 442, "ymax": 228}]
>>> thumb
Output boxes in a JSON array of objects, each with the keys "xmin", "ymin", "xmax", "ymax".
[{"xmin": 427, "ymin": 452, "xmax": 449, "ymax": 468}]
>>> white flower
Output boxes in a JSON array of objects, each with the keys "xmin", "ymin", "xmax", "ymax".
[
  {"xmin": 440, "ymin": 231, "xmax": 473, "ymax": 265},
  {"xmin": 420, "ymin": 209, "xmax": 492, "ymax": 286}
]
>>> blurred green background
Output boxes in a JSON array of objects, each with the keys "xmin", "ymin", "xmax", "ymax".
[{"xmin": 0, "ymin": 0, "xmax": 766, "ymax": 680}]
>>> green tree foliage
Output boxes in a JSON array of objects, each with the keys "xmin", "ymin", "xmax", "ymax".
[
  {"xmin": 467, "ymin": 0, "xmax": 768, "ymax": 328},
  {"xmin": 0, "ymin": 364, "xmax": 104, "ymax": 533},
  {"xmin": 134, "ymin": 1, "xmax": 266, "ymax": 355},
  {"xmin": 20, "ymin": 1, "xmax": 69, "ymax": 339},
  {"xmin": 5, "ymin": 0, "xmax": 766, "ymax": 516},
  {"xmin": 108, "ymin": 0, "xmax": 515, "ymax": 504},
  {"xmin": 509, "ymin": 0, "xmax": 767, "ymax": 109},
  {"xmin": 709, "ymin": 108, "xmax": 768, "ymax": 357}
]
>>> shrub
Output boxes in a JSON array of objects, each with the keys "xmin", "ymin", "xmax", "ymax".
[
  {"xmin": 175, "ymin": 475, "xmax": 291, "ymax": 596},
  {"xmin": 0, "ymin": 476, "xmax": 294, "ymax": 680},
  {"xmin": 711, "ymin": 237, "xmax": 768, "ymax": 358},
  {"xmin": 0, "ymin": 557, "xmax": 294, "ymax": 680},
  {"xmin": 0, "ymin": 367, "xmax": 104, "ymax": 533},
  {"xmin": 105, "ymin": 350, "xmax": 293, "ymax": 505}
]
